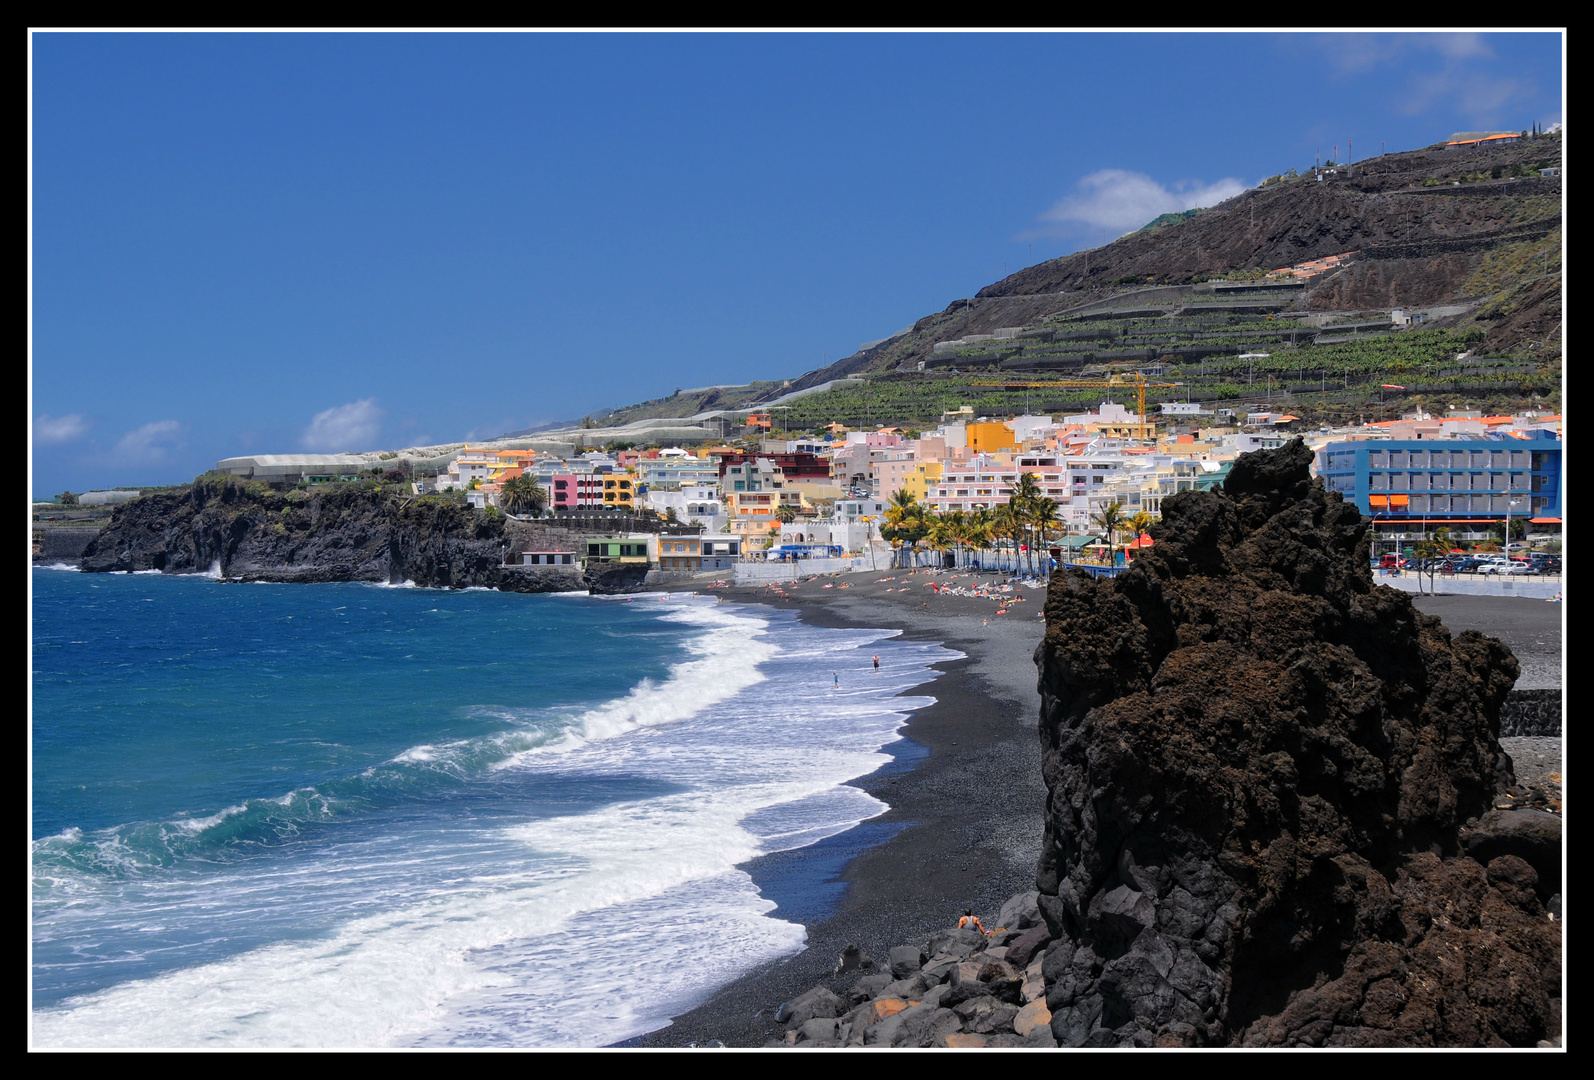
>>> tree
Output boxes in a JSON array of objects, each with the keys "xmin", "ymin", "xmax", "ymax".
[
  {"xmin": 57, "ymin": 491, "xmax": 77, "ymax": 505},
  {"xmin": 926, "ymin": 515, "xmax": 954, "ymax": 568},
  {"xmin": 1006, "ymin": 473, "xmax": 1043, "ymax": 573},
  {"xmin": 1029, "ymin": 497, "xmax": 1061, "ymax": 573},
  {"xmin": 776, "ymin": 504, "xmax": 798, "ymax": 524},
  {"xmin": 1411, "ymin": 526, "xmax": 1453, "ymax": 596},
  {"xmin": 965, "ymin": 508, "xmax": 994, "ymax": 569},
  {"xmin": 1091, "ymin": 501, "xmax": 1126, "ymax": 566},
  {"xmin": 883, "ymin": 489, "xmax": 929, "ymax": 568},
  {"xmin": 500, "ymin": 474, "xmax": 548, "ymax": 517},
  {"xmin": 664, "ymin": 506, "xmax": 679, "ymax": 522},
  {"xmin": 1125, "ymin": 510, "xmax": 1157, "ymax": 559}
]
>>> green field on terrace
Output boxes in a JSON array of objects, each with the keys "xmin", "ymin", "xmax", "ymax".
[{"xmin": 764, "ymin": 329, "xmax": 1558, "ymax": 433}]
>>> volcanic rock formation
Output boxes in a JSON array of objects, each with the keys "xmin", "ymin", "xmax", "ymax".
[
  {"xmin": 77, "ymin": 477, "xmax": 644, "ymax": 593},
  {"xmin": 1032, "ymin": 439, "xmax": 1561, "ymax": 1047}
]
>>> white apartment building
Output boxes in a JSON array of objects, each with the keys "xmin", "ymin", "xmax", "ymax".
[
  {"xmin": 642, "ymin": 483, "xmax": 726, "ymax": 528},
  {"xmin": 924, "ymin": 453, "xmax": 1130, "ymax": 515}
]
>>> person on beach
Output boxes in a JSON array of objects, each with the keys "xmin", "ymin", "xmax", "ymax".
[
  {"xmin": 833, "ymin": 671, "xmax": 839, "ymax": 688},
  {"xmin": 958, "ymin": 909, "xmax": 987, "ymax": 934},
  {"xmin": 872, "ymin": 655, "xmax": 879, "ymax": 670}
]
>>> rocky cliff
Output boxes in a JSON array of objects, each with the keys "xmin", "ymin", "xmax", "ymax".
[
  {"xmin": 1031, "ymin": 439, "xmax": 1561, "ymax": 1047},
  {"xmin": 77, "ymin": 477, "xmax": 623, "ymax": 593}
]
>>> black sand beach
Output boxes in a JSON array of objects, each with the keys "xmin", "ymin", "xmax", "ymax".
[{"xmin": 619, "ymin": 570, "xmax": 1563, "ymax": 1048}]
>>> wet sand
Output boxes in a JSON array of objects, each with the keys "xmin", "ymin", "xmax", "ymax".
[
  {"xmin": 618, "ymin": 569, "xmax": 1562, "ymax": 1047},
  {"xmin": 622, "ymin": 567, "xmax": 1049, "ymax": 1047}
]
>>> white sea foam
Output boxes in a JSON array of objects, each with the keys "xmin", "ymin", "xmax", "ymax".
[
  {"xmin": 170, "ymin": 804, "xmax": 248, "ymax": 834},
  {"xmin": 31, "ymin": 600, "xmax": 951, "ymax": 1048},
  {"xmin": 36, "ymin": 562, "xmax": 83, "ymax": 572}
]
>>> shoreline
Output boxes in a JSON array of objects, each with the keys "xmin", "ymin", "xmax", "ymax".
[
  {"xmin": 617, "ymin": 571, "xmax": 1564, "ymax": 1049},
  {"xmin": 621, "ymin": 567, "xmax": 1052, "ymax": 1047}
]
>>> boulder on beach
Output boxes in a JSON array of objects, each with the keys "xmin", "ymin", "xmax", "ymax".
[{"xmin": 1032, "ymin": 438, "xmax": 1562, "ymax": 1048}]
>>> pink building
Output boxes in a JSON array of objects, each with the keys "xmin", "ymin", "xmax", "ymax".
[{"xmin": 550, "ymin": 474, "xmax": 605, "ymax": 509}]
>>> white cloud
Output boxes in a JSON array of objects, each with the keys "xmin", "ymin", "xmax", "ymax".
[
  {"xmin": 34, "ymin": 413, "xmax": 90, "ymax": 444},
  {"xmin": 1401, "ymin": 70, "xmax": 1531, "ymax": 122},
  {"xmin": 1036, "ymin": 170, "xmax": 1248, "ymax": 239},
  {"xmin": 302, "ymin": 399, "xmax": 383, "ymax": 451},
  {"xmin": 1426, "ymin": 32, "xmax": 1493, "ymax": 62},
  {"xmin": 115, "ymin": 420, "xmax": 183, "ymax": 463},
  {"xmin": 1303, "ymin": 32, "xmax": 1494, "ymax": 76},
  {"xmin": 1300, "ymin": 32, "xmax": 1535, "ymax": 126}
]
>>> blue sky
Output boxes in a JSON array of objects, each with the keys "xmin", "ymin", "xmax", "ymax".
[{"xmin": 30, "ymin": 31, "xmax": 1563, "ymax": 495}]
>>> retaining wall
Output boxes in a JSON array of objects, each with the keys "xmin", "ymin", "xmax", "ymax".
[
  {"xmin": 1377, "ymin": 574, "xmax": 1564, "ymax": 599},
  {"xmin": 33, "ymin": 526, "xmax": 101, "ymax": 562},
  {"xmin": 734, "ymin": 557, "xmax": 877, "ymax": 583}
]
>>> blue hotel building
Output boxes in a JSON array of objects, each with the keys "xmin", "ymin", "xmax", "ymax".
[{"xmin": 1314, "ymin": 432, "xmax": 1562, "ymax": 539}]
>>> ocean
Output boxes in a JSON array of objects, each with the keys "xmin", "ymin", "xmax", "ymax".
[{"xmin": 30, "ymin": 567, "xmax": 952, "ymax": 1047}]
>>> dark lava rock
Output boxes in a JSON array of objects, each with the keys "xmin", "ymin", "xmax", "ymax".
[
  {"xmin": 77, "ymin": 477, "xmax": 627, "ymax": 594},
  {"xmin": 776, "ymin": 986, "xmax": 841, "ymax": 1029},
  {"xmin": 1004, "ymin": 925, "xmax": 1053, "ymax": 971},
  {"xmin": 1462, "ymin": 809, "xmax": 1563, "ymax": 897},
  {"xmin": 1033, "ymin": 438, "xmax": 1561, "ymax": 1048}
]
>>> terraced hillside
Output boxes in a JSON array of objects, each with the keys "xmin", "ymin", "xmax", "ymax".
[{"xmin": 567, "ymin": 133, "xmax": 1561, "ymax": 438}]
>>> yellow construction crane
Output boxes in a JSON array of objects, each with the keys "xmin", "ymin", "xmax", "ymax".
[{"xmin": 969, "ymin": 373, "xmax": 1182, "ymax": 423}]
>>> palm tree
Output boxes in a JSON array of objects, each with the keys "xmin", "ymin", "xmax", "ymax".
[
  {"xmin": 1090, "ymin": 501, "xmax": 1126, "ymax": 566},
  {"xmin": 776, "ymin": 503, "xmax": 798, "ymax": 524},
  {"xmin": 965, "ymin": 508, "xmax": 994, "ymax": 569},
  {"xmin": 1006, "ymin": 473, "xmax": 1042, "ymax": 573},
  {"xmin": 926, "ymin": 514, "xmax": 955, "ymax": 568},
  {"xmin": 942, "ymin": 509, "xmax": 969, "ymax": 567},
  {"xmin": 1029, "ymin": 497, "xmax": 1061, "ymax": 574},
  {"xmin": 500, "ymin": 474, "xmax": 548, "ymax": 517},
  {"xmin": 1411, "ymin": 525, "xmax": 1452, "ymax": 596},
  {"xmin": 1125, "ymin": 509, "xmax": 1156, "ymax": 560},
  {"xmin": 883, "ymin": 489, "xmax": 929, "ymax": 568},
  {"xmin": 991, "ymin": 503, "xmax": 1021, "ymax": 572}
]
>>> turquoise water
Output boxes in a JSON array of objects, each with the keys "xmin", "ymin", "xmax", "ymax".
[{"xmin": 31, "ymin": 568, "xmax": 950, "ymax": 1046}]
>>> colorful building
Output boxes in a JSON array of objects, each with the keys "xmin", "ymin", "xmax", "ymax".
[
  {"xmin": 582, "ymin": 537, "xmax": 655, "ymax": 567},
  {"xmin": 655, "ymin": 534, "xmax": 744, "ymax": 572},
  {"xmin": 966, "ymin": 421, "xmax": 1018, "ymax": 454},
  {"xmin": 1315, "ymin": 434, "xmax": 1562, "ymax": 539}
]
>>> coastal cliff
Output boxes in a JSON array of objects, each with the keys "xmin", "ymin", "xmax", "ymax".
[
  {"xmin": 77, "ymin": 477, "xmax": 622, "ymax": 593},
  {"xmin": 1032, "ymin": 439, "xmax": 1561, "ymax": 1047}
]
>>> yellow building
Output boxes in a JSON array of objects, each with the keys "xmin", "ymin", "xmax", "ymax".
[
  {"xmin": 1083, "ymin": 419, "xmax": 1156, "ymax": 440},
  {"xmin": 899, "ymin": 461, "xmax": 944, "ymax": 503},
  {"xmin": 966, "ymin": 421, "xmax": 1017, "ymax": 454},
  {"xmin": 489, "ymin": 449, "xmax": 539, "ymax": 483},
  {"xmin": 600, "ymin": 475, "xmax": 635, "ymax": 510}
]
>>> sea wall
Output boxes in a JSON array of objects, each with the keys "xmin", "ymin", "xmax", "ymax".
[{"xmin": 33, "ymin": 526, "xmax": 101, "ymax": 562}]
